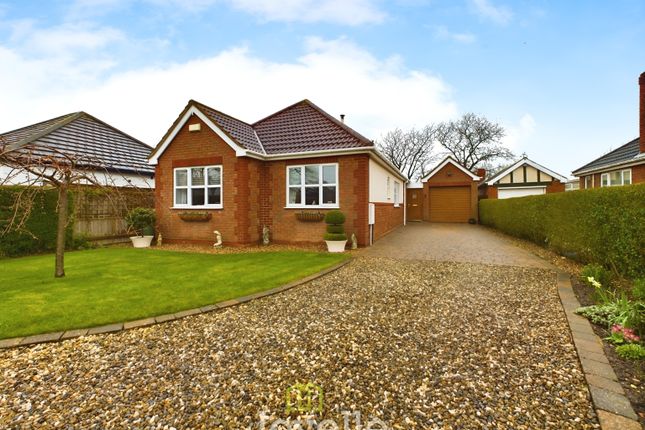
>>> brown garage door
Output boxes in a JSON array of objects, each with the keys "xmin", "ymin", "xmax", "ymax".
[{"xmin": 429, "ymin": 186, "xmax": 471, "ymax": 223}]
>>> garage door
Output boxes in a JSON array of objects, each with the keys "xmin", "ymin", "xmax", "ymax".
[
  {"xmin": 429, "ymin": 186, "xmax": 471, "ymax": 223},
  {"xmin": 498, "ymin": 187, "xmax": 546, "ymax": 199}
]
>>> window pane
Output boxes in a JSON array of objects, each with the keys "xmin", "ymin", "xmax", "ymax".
[
  {"xmin": 623, "ymin": 170, "xmax": 631, "ymax": 185},
  {"xmin": 191, "ymin": 188, "xmax": 205, "ymax": 205},
  {"xmin": 191, "ymin": 168, "xmax": 205, "ymax": 186},
  {"xmin": 288, "ymin": 167, "xmax": 302, "ymax": 186},
  {"xmin": 305, "ymin": 187, "xmax": 319, "ymax": 205},
  {"xmin": 609, "ymin": 171, "xmax": 621, "ymax": 186},
  {"xmin": 289, "ymin": 187, "xmax": 301, "ymax": 204},
  {"xmin": 305, "ymin": 165, "xmax": 319, "ymax": 184},
  {"xmin": 601, "ymin": 175, "xmax": 608, "ymax": 187},
  {"xmin": 175, "ymin": 188, "xmax": 187, "ymax": 205},
  {"xmin": 322, "ymin": 186, "xmax": 336, "ymax": 204},
  {"xmin": 322, "ymin": 165, "xmax": 336, "ymax": 184},
  {"xmin": 207, "ymin": 187, "xmax": 221, "ymax": 205},
  {"xmin": 207, "ymin": 167, "xmax": 221, "ymax": 185},
  {"xmin": 175, "ymin": 169, "xmax": 187, "ymax": 187}
]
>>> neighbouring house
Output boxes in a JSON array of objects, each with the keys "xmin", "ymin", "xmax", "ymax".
[
  {"xmin": 565, "ymin": 179, "xmax": 580, "ymax": 192},
  {"xmin": 479, "ymin": 156, "xmax": 568, "ymax": 199},
  {"xmin": 573, "ymin": 72, "xmax": 645, "ymax": 188},
  {"xmin": 148, "ymin": 99, "xmax": 407, "ymax": 247},
  {"xmin": 406, "ymin": 156, "xmax": 480, "ymax": 223},
  {"xmin": 0, "ymin": 112, "xmax": 154, "ymax": 188}
]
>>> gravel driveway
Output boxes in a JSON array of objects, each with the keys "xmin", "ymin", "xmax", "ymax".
[{"xmin": 0, "ymin": 234, "xmax": 598, "ymax": 429}]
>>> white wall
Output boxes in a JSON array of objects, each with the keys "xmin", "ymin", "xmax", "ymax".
[
  {"xmin": 369, "ymin": 159, "xmax": 400, "ymax": 204},
  {"xmin": 0, "ymin": 164, "xmax": 154, "ymax": 188}
]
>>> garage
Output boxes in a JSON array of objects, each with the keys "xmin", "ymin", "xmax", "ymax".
[
  {"xmin": 497, "ymin": 187, "xmax": 546, "ymax": 199},
  {"xmin": 428, "ymin": 186, "xmax": 471, "ymax": 223}
]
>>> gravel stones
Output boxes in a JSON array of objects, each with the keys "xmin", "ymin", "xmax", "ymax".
[{"xmin": 0, "ymin": 258, "xmax": 598, "ymax": 429}]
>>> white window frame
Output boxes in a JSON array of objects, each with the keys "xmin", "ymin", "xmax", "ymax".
[
  {"xmin": 285, "ymin": 163, "xmax": 339, "ymax": 209},
  {"xmin": 584, "ymin": 175, "xmax": 592, "ymax": 189},
  {"xmin": 600, "ymin": 169, "xmax": 631, "ymax": 187},
  {"xmin": 173, "ymin": 165, "xmax": 223, "ymax": 209},
  {"xmin": 393, "ymin": 181, "xmax": 400, "ymax": 207}
]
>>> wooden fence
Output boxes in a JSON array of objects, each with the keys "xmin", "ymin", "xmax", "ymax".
[{"xmin": 72, "ymin": 188, "xmax": 154, "ymax": 243}]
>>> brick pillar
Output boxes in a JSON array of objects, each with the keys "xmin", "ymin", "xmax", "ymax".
[{"xmin": 235, "ymin": 158, "xmax": 251, "ymax": 244}]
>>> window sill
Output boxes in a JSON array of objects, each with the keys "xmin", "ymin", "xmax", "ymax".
[
  {"xmin": 171, "ymin": 206, "xmax": 223, "ymax": 210},
  {"xmin": 284, "ymin": 206, "xmax": 340, "ymax": 210}
]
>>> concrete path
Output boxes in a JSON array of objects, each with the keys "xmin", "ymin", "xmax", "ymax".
[{"xmin": 366, "ymin": 222, "xmax": 551, "ymax": 268}]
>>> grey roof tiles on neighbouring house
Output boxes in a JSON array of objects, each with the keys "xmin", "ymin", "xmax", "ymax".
[
  {"xmin": 572, "ymin": 138, "xmax": 641, "ymax": 175},
  {"xmin": 1, "ymin": 112, "xmax": 154, "ymax": 176}
]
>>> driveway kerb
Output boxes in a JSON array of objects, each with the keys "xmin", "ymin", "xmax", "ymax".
[
  {"xmin": 555, "ymin": 268, "xmax": 640, "ymax": 427},
  {"xmin": 0, "ymin": 258, "xmax": 352, "ymax": 350}
]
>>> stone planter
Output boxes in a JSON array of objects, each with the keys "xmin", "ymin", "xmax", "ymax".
[
  {"xmin": 130, "ymin": 235, "xmax": 154, "ymax": 248},
  {"xmin": 325, "ymin": 240, "xmax": 347, "ymax": 253}
]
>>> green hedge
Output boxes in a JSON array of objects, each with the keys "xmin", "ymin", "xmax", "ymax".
[
  {"xmin": 479, "ymin": 184, "xmax": 645, "ymax": 278},
  {"xmin": 0, "ymin": 186, "xmax": 74, "ymax": 257}
]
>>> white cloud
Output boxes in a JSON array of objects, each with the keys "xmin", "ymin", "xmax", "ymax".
[
  {"xmin": 503, "ymin": 113, "xmax": 536, "ymax": 151},
  {"xmin": 469, "ymin": 0, "xmax": 512, "ymax": 25},
  {"xmin": 434, "ymin": 26, "xmax": 476, "ymax": 44},
  {"xmin": 226, "ymin": 0, "xmax": 386, "ymax": 25},
  {"xmin": 0, "ymin": 36, "xmax": 457, "ymax": 147},
  {"xmin": 67, "ymin": 0, "xmax": 385, "ymax": 25}
]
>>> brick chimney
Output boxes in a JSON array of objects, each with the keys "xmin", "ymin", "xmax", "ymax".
[
  {"xmin": 640, "ymin": 72, "xmax": 645, "ymax": 153},
  {"xmin": 476, "ymin": 168, "xmax": 486, "ymax": 180}
]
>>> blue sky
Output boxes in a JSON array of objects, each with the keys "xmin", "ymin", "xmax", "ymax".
[{"xmin": 0, "ymin": 0, "xmax": 643, "ymax": 177}]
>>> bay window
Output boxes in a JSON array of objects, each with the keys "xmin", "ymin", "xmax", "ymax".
[
  {"xmin": 287, "ymin": 163, "xmax": 338, "ymax": 208},
  {"xmin": 174, "ymin": 166, "xmax": 222, "ymax": 208}
]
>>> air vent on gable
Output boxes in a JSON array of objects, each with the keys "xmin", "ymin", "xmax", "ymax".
[{"xmin": 188, "ymin": 123, "xmax": 201, "ymax": 132}]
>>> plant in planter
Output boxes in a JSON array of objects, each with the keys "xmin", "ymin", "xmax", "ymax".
[
  {"xmin": 323, "ymin": 210, "xmax": 347, "ymax": 253},
  {"xmin": 125, "ymin": 207, "xmax": 156, "ymax": 248}
]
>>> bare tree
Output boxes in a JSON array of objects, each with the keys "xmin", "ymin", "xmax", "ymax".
[
  {"xmin": 0, "ymin": 137, "xmax": 136, "ymax": 278},
  {"xmin": 433, "ymin": 113, "xmax": 513, "ymax": 170},
  {"xmin": 377, "ymin": 126, "xmax": 436, "ymax": 180}
]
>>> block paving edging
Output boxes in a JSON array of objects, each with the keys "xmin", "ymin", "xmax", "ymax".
[
  {"xmin": 0, "ymin": 258, "xmax": 352, "ymax": 350},
  {"xmin": 555, "ymin": 270, "xmax": 642, "ymax": 430}
]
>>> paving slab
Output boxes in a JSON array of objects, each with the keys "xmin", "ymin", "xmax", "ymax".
[
  {"xmin": 20, "ymin": 332, "xmax": 63, "ymax": 345},
  {"xmin": 586, "ymin": 374, "xmax": 625, "ymax": 395},
  {"xmin": 174, "ymin": 309, "xmax": 201, "ymax": 319},
  {"xmin": 124, "ymin": 318, "xmax": 156, "ymax": 330},
  {"xmin": 87, "ymin": 324, "xmax": 123, "ymax": 335},
  {"xmin": 589, "ymin": 386, "xmax": 638, "ymax": 420},
  {"xmin": 154, "ymin": 314, "xmax": 176, "ymax": 323},
  {"xmin": 61, "ymin": 329, "xmax": 89, "ymax": 340},
  {"xmin": 596, "ymin": 410, "xmax": 642, "ymax": 430},
  {"xmin": 0, "ymin": 337, "xmax": 24, "ymax": 348}
]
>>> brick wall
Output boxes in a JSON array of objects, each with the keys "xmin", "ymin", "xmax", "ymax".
[
  {"xmin": 579, "ymin": 166, "xmax": 645, "ymax": 189},
  {"xmin": 156, "ymin": 121, "xmax": 373, "ymax": 246},
  {"xmin": 546, "ymin": 180, "xmax": 565, "ymax": 193},
  {"xmin": 372, "ymin": 203, "xmax": 403, "ymax": 241},
  {"xmin": 266, "ymin": 154, "xmax": 370, "ymax": 247}
]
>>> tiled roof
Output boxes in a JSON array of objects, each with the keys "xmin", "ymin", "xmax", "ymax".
[
  {"xmin": 193, "ymin": 101, "xmax": 265, "ymax": 154},
  {"xmin": 1, "ymin": 113, "xmax": 154, "ymax": 176},
  {"xmin": 572, "ymin": 138, "xmax": 641, "ymax": 174},
  {"xmin": 253, "ymin": 100, "xmax": 373, "ymax": 154}
]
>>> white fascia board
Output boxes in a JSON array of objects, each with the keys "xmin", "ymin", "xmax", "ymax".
[
  {"xmin": 486, "ymin": 157, "xmax": 567, "ymax": 185},
  {"xmin": 148, "ymin": 106, "xmax": 247, "ymax": 165},
  {"xmin": 422, "ymin": 156, "xmax": 480, "ymax": 182},
  {"xmin": 496, "ymin": 185, "xmax": 546, "ymax": 190}
]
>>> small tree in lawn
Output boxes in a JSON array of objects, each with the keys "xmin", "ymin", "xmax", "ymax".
[
  {"xmin": 434, "ymin": 113, "xmax": 514, "ymax": 170},
  {"xmin": 0, "ymin": 136, "xmax": 132, "ymax": 277}
]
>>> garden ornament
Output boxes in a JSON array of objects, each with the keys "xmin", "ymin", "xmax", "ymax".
[
  {"xmin": 262, "ymin": 225, "xmax": 270, "ymax": 246},
  {"xmin": 351, "ymin": 233, "xmax": 358, "ymax": 250},
  {"xmin": 213, "ymin": 230, "xmax": 223, "ymax": 248},
  {"xmin": 157, "ymin": 233, "xmax": 163, "ymax": 247}
]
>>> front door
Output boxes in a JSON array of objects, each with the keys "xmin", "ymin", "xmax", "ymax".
[{"xmin": 406, "ymin": 189, "xmax": 423, "ymax": 221}]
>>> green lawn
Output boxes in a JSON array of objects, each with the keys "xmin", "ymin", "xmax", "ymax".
[{"xmin": 0, "ymin": 248, "xmax": 348, "ymax": 339}]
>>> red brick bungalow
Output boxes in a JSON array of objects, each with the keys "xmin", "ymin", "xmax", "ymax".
[{"xmin": 148, "ymin": 99, "xmax": 407, "ymax": 247}]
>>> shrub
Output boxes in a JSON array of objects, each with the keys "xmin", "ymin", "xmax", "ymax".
[
  {"xmin": 576, "ymin": 305, "xmax": 616, "ymax": 327},
  {"xmin": 615, "ymin": 343, "xmax": 645, "ymax": 360},
  {"xmin": 633, "ymin": 278, "xmax": 645, "ymax": 301},
  {"xmin": 580, "ymin": 264, "xmax": 612, "ymax": 289},
  {"xmin": 479, "ymin": 184, "xmax": 645, "ymax": 278},
  {"xmin": 323, "ymin": 210, "xmax": 347, "ymax": 241},
  {"xmin": 0, "ymin": 186, "xmax": 74, "ymax": 257},
  {"xmin": 125, "ymin": 207, "xmax": 156, "ymax": 236}
]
